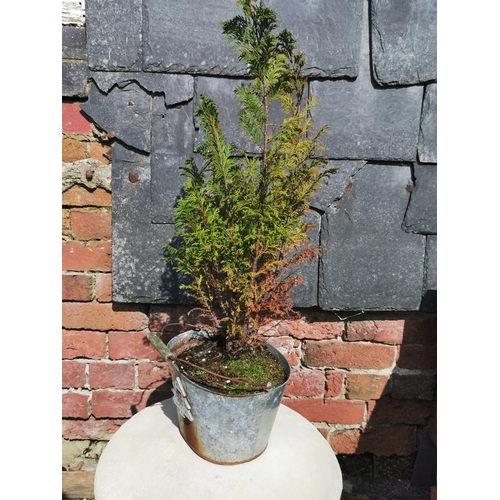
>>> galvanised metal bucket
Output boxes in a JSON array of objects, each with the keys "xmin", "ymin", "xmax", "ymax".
[{"xmin": 167, "ymin": 331, "xmax": 291, "ymax": 465}]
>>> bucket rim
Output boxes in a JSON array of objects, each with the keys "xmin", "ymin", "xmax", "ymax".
[{"xmin": 167, "ymin": 330, "xmax": 291, "ymax": 398}]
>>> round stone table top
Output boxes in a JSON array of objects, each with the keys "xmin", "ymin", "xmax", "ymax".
[{"xmin": 94, "ymin": 398, "xmax": 343, "ymax": 500}]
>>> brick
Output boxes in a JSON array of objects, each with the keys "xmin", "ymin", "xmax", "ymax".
[
  {"xmin": 62, "ymin": 303, "xmax": 149, "ymax": 331},
  {"xmin": 89, "ymin": 142, "xmax": 112, "ymax": 164},
  {"xmin": 62, "ymin": 361, "xmax": 87, "ymax": 388},
  {"xmin": 401, "ymin": 316, "xmax": 437, "ymax": 345},
  {"xmin": 282, "ymin": 398, "xmax": 365, "ymax": 425},
  {"xmin": 138, "ymin": 361, "xmax": 172, "ymax": 389},
  {"xmin": 346, "ymin": 320, "xmax": 404, "ymax": 344},
  {"xmin": 357, "ymin": 425, "xmax": 417, "ymax": 456},
  {"xmin": 391, "ymin": 374, "xmax": 436, "ymax": 400},
  {"xmin": 396, "ymin": 345, "xmax": 437, "ymax": 370},
  {"xmin": 96, "ymin": 273, "xmax": 112, "ymax": 302},
  {"xmin": 62, "ymin": 241, "xmax": 112, "ymax": 271},
  {"xmin": 62, "ymin": 330, "xmax": 106, "ymax": 360},
  {"xmin": 274, "ymin": 317, "xmax": 344, "ymax": 340},
  {"xmin": 62, "ymin": 137, "xmax": 87, "ymax": 162},
  {"xmin": 328, "ymin": 429, "xmax": 361, "ymax": 455},
  {"xmin": 346, "ymin": 373, "xmax": 389, "ymax": 400},
  {"xmin": 367, "ymin": 397, "xmax": 435, "ymax": 425},
  {"xmin": 62, "ymin": 209, "xmax": 72, "ymax": 237},
  {"xmin": 304, "ymin": 340, "xmax": 396, "ymax": 370},
  {"xmin": 89, "ymin": 362, "xmax": 135, "ymax": 389},
  {"xmin": 71, "ymin": 209, "xmax": 112, "ymax": 240},
  {"xmin": 62, "ymin": 417, "xmax": 126, "ymax": 441},
  {"xmin": 266, "ymin": 336, "xmax": 301, "ymax": 367},
  {"xmin": 62, "ymin": 186, "xmax": 112, "ymax": 207},
  {"xmin": 109, "ymin": 332, "xmax": 164, "ymax": 361},
  {"xmin": 62, "ymin": 102, "xmax": 93, "ymax": 134},
  {"xmin": 62, "ymin": 274, "xmax": 93, "ymax": 301},
  {"xmin": 325, "ymin": 371, "xmax": 344, "ymax": 398},
  {"xmin": 284, "ymin": 369, "xmax": 324, "ymax": 397},
  {"xmin": 63, "ymin": 392, "xmax": 89, "ymax": 418},
  {"xmin": 92, "ymin": 390, "xmax": 151, "ymax": 418}
]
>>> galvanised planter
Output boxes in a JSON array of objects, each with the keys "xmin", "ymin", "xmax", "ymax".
[{"xmin": 167, "ymin": 331, "xmax": 291, "ymax": 465}]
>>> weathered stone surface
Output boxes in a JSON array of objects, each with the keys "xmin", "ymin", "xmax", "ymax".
[
  {"xmin": 62, "ymin": 159, "xmax": 111, "ymax": 193},
  {"xmin": 143, "ymin": 0, "xmax": 243, "ymax": 74},
  {"xmin": 150, "ymin": 97, "xmax": 194, "ymax": 223},
  {"xmin": 404, "ymin": 163, "xmax": 437, "ymax": 234},
  {"xmin": 289, "ymin": 211, "xmax": 321, "ymax": 308},
  {"xmin": 86, "ymin": 0, "xmax": 142, "ymax": 71},
  {"xmin": 267, "ymin": 0, "xmax": 363, "ymax": 78},
  {"xmin": 310, "ymin": 161, "xmax": 366, "ymax": 211},
  {"xmin": 371, "ymin": 0, "xmax": 437, "ymax": 85},
  {"xmin": 90, "ymin": 72, "xmax": 194, "ymax": 106},
  {"xmin": 62, "ymin": 0, "xmax": 86, "ymax": 26},
  {"xmin": 319, "ymin": 164, "xmax": 426, "ymax": 310},
  {"xmin": 63, "ymin": 62, "xmax": 88, "ymax": 98},
  {"xmin": 111, "ymin": 144, "xmax": 189, "ymax": 303},
  {"xmin": 194, "ymin": 77, "xmax": 255, "ymax": 153},
  {"xmin": 311, "ymin": 1, "xmax": 423, "ymax": 160},
  {"xmin": 62, "ymin": 26, "xmax": 86, "ymax": 59},
  {"xmin": 418, "ymin": 84, "xmax": 437, "ymax": 163},
  {"xmin": 81, "ymin": 82, "xmax": 151, "ymax": 152},
  {"xmin": 421, "ymin": 235, "xmax": 436, "ymax": 312}
]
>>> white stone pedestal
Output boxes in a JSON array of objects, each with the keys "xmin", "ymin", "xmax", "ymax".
[{"xmin": 94, "ymin": 398, "xmax": 343, "ymax": 500}]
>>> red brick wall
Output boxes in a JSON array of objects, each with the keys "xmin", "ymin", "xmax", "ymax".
[{"xmin": 62, "ymin": 101, "xmax": 437, "ymax": 461}]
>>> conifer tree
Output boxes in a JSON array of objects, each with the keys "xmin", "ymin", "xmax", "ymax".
[{"xmin": 165, "ymin": 0, "xmax": 335, "ymax": 350}]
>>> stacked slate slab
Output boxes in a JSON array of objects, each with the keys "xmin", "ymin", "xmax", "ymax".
[{"xmin": 74, "ymin": 0, "xmax": 437, "ymax": 312}]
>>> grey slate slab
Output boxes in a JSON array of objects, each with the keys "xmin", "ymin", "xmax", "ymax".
[
  {"xmin": 289, "ymin": 211, "xmax": 321, "ymax": 308},
  {"xmin": 150, "ymin": 97, "xmax": 195, "ymax": 223},
  {"xmin": 319, "ymin": 164, "xmax": 426, "ymax": 311},
  {"xmin": 112, "ymin": 144, "xmax": 190, "ymax": 303},
  {"xmin": 310, "ymin": 161, "xmax": 366, "ymax": 212},
  {"xmin": 62, "ymin": 26, "xmax": 87, "ymax": 60},
  {"xmin": 404, "ymin": 163, "xmax": 437, "ymax": 234},
  {"xmin": 81, "ymin": 82, "xmax": 152, "ymax": 152},
  {"xmin": 421, "ymin": 235, "xmax": 436, "ymax": 312},
  {"xmin": 62, "ymin": 62, "xmax": 88, "ymax": 98},
  {"xmin": 263, "ymin": 0, "xmax": 364, "ymax": 78},
  {"xmin": 142, "ymin": 0, "xmax": 363, "ymax": 77},
  {"xmin": 89, "ymin": 72, "xmax": 194, "ymax": 106},
  {"xmin": 86, "ymin": 0, "xmax": 142, "ymax": 71},
  {"xmin": 418, "ymin": 84, "xmax": 437, "ymax": 163},
  {"xmin": 143, "ymin": 0, "xmax": 243, "ymax": 74},
  {"xmin": 371, "ymin": 0, "xmax": 437, "ymax": 85},
  {"xmin": 194, "ymin": 77, "xmax": 250, "ymax": 152},
  {"xmin": 310, "ymin": 0, "xmax": 423, "ymax": 161}
]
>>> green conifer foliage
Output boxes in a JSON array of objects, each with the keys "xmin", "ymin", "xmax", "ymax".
[{"xmin": 165, "ymin": 0, "xmax": 335, "ymax": 348}]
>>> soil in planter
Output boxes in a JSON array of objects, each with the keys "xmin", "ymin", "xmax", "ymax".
[{"xmin": 171, "ymin": 337, "xmax": 286, "ymax": 395}]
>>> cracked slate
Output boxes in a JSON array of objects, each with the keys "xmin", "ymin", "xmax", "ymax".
[
  {"xmin": 112, "ymin": 144, "xmax": 190, "ymax": 303},
  {"xmin": 421, "ymin": 235, "xmax": 436, "ymax": 312},
  {"xmin": 89, "ymin": 72, "xmax": 194, "ymax": 106},
  {"xmin": 319, "ymin": 164, "xmax": 426, "ymax": 311},
  {"xmin": 404, "ymin": 163, "xmax": 437, "ymax": 235},
  {"xmin": 311, "ymin": 0, "xmax": 423, "ymax": 160},
  {"xmin": 86, "ymin": 0, "xmax": 142, "ymax": 71},
  {"xmin": 150, "ymin": 97, "xmax": 194, "ymax": 223},
  {"xmin": 81, "ymin": 82, "xmax": 151, "ymax": 152},
  {"xmin": 417, "ymin": 84, "xmax": 437, "ymax": 163},
  {"xmin": 310, "ymin": 161, "xmax": 366, "ymax": 212},
  {"xmin": 371, "ymin": 0, "xmax": 437, "ymax": 86},
  {"xmin": 62, "ymin": 26, "xmax": 87, "ymax": 60},
  {"xmin": 63, "ymin": 62, "xmax": 88, "ymax": 98}
]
